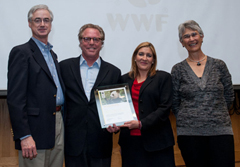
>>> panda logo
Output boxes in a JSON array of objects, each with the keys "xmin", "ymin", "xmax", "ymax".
[
  {"xmin": 128, "ymin": 0, "xmax": 161, "ymax": 8},
  {"xmin": 108, "ymin": 90, "xmax": 126, "ymax": 104}
]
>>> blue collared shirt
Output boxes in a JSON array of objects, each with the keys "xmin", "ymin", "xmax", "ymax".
[
  {"xmin": 80, "ymin": 55, "xmax": 101, "ymax": 101},
  {"xmin": 32, "ymin": 37, "xmax": 64, "ymax": 106}
]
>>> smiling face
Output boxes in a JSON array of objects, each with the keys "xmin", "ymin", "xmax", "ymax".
[
  {"xmin": 80, "ymin": 28, "xmax": 103, "ymax": 61},
  {"xmin": 135, "ymin": 47, "xmax": 154, "ymax": 73},
  {"xmin": 181, "ymin": 28, "xmax": 204, "ymax": 53},
  {"xmin": 28, "ymin": 9, "xmax": 52, "ymax": 44}
]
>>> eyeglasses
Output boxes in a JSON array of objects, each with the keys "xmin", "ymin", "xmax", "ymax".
[
  {"xmin": 182, "ymin": 32, "xmax": 199, "ymax": 39},
  {"xmin": 81, "ymin": 37, "xmax": 102, "ymax": 43},
  {"xmin": 32, "ymin": 18, "xmax": 52, "ymax": 24}
]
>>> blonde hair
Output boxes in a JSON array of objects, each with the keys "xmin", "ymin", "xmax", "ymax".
[{"xmin": 129, "ymin": 42, "xmax": 157, "ymax": 79}]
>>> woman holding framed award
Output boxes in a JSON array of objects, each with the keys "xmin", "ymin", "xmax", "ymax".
[{"xmin": 119, "ymin": 42, "xmax": 175, "ymax": 167}]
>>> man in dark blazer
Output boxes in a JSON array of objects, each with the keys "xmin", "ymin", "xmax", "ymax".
[
  {"xmin": 7, "ymin": 4, "xmax": 65, "ymax": 167},
  {"xmin": 59, "ymin": 23, "xmax": 121, "ymax": 167}
]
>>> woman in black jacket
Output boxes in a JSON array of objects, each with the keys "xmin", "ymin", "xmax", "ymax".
[{"xmin": 119, "ymin": 42, "xmax": 175, "ymax": 167}]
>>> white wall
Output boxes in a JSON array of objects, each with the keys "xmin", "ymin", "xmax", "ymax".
[{"xmin": 1, "ymin": 0, "xmax": 239, "ymax": 90}]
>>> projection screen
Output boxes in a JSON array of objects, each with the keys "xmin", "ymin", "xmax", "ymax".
[{"xmin": 0, "ymin": 0, "xmax": 239, "ymax": 91}]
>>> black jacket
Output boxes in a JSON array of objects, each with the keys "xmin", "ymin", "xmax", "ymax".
[
  {"xmin": 60, "ymin": 56, "xmax": 121, "ymax": 158},
  {"xmin": 119, "ymin": 71, "xmax": 174, "ymax": 151},
  {"xmin": 7, "ymin": 39, "xmax": 65, "ymax": 150}
]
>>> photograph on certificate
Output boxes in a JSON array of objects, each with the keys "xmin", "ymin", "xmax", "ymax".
[{"xmin": 95, "ymin": 84, "xmax": 137, "ymax": 128}]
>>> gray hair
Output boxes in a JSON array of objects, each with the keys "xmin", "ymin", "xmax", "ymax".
[
  {"xmin": 78, "ymin": 23, "xmax": 105, "ymax": 42},
  {"xmin": 178, "ymin": 20, "xmax": 204, "ymax": 42},
  {"xmin": 28, "ymin": 4, "xmax": 53, "ymax": 22}
]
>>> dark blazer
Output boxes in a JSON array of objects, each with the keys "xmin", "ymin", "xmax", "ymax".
[
  {"xmin": 59, "ymin": 56, "xmax": 121, "ymax": 158},
  {"xmin": 119, "ymin": 71, "xmax": 175, "ymax": 151},
  {"xmin": 7, "ymin": 38, "xmax": 65, "ymax": 150}
]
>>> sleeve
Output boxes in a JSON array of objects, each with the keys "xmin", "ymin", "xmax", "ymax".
[
  {"xmin": 171, "ymin": 64, "xmax": 181, "ymax": 117},
  {"xmin": 116, "ymin": 69, "xmax": 122, "ymax": 84},
  {"xmin": 141, "ymin": 73, "xmax": 173, "ymax": 130},
  {"xmin": 109, "ymin": 64, "xmax": 121, "ymax": 84},
  {"xmin": 7, "ymin": 47, "xmax": 31, "ymax": 141},
  {"xmin": 219, "ymin": 60, "xmax": 234, "ymax": 109}
]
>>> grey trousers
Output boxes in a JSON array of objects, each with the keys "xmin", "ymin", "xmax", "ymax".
[{"xmin": 18, "ymin": 111, "xmax": 64, "ymax": 167}]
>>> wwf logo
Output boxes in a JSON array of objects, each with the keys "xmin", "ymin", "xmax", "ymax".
[{"xmin": 128, "ymin": 0, "xmax": 161, "ymax": 8}]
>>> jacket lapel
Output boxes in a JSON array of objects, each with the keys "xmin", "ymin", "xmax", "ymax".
[
  {"xmin": 126, "ymin": 77, "xmax": 134, "ymax": 94},
  {"xmin": 89, "ymin": 58, "xmax": 109, "ymax": 102},
  {"xmin": 70, "ymin": 56, "xmax": 86, "ymax": 95},
  {"xmin": 139, "ymin": 75, "xmax": 153, "ymax": 97},
  {"xmin": 29, "ymin": 39, "xmax": 54, "ymax": 82},
  {"xmin": 94, "ymin": 58, "xmax": 109, "ymax": 87},
  {"xmin": 51, "ymin": 50, "xmax": 65, "ymax": 92}
]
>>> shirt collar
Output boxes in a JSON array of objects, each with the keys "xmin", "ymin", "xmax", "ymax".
[
  {"xmin": 32, "ymin": 37, "xmax": 53, "ymax": 51},
  {"xmin": 80, "ymin": 55, "xmax": 101, "ymax": 68}
]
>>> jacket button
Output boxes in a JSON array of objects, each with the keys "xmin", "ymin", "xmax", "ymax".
[
  {"xmin": 11, "ymin": 128, "xmax": 14, "ymax": 136},
  {"xmin": 54, "ymin": 95, "xmax": 57, "ymax": 97},
  {"xmin": 53, "ymin": 112, "xmax": 56, "ymax": 115}
]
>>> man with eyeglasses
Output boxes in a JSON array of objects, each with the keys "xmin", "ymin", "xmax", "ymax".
[
  {"xmin": 7, "ymin": 4, "xmax": 65, "ymax": 167},
  {"xmin": 59, "ymin": 23, "xmax": 121, "ymax": 167}
]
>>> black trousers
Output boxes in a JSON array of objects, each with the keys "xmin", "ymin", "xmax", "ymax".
[
  {"xmin": 121, "ymin": 136, "xmax": 175, "ymax": 167},
  {"xmin": 177, "ymin": 135, "xmax": 235, "ymax": 167},
  {"xmin": 65, "ymin": 142, "xmax": 111, "ymax": 167}
]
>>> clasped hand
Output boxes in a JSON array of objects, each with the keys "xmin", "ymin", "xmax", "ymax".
[
  {"xmin": 106, "ymin": 124, "xmax": 120, "ymax": 133},
  {"xmin": 106, "ymin": 120, "xmax": 140, "ymax": 133}
]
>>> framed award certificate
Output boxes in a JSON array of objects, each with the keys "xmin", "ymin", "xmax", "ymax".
[{"xmin": 94, "ymin": 83, "xmax": 137, "ymax": 128}]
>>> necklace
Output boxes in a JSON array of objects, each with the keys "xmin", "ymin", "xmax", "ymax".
[{"xmin": 188, "ymin": 55, "xmax": 206, "ymax": 66}]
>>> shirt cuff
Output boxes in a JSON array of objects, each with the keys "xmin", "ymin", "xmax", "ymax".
[{"xmin": 20, "ymin": 135, "xmax": 31, "ymax": 140}]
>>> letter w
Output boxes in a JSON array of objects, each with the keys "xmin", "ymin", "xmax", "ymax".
[
  {"xmin": 131, "ymin": 14, "xmax": 153, "ymax": 31},
  {"xmin": 107, "ymin": 14, "xmax": 129, "ymax": 31}
]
